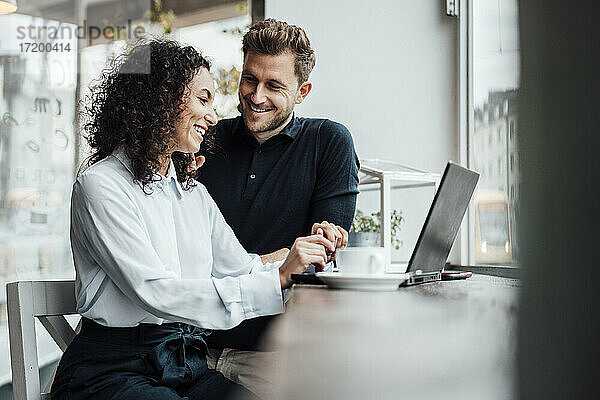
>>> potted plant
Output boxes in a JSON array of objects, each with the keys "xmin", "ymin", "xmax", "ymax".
[{"xmin": 349, "ymin": 209, "xmax": 403, "ymax": 249}]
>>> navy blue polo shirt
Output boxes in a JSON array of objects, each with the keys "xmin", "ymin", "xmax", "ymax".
[{"xmin": 199, "ymin": 115, "xmax": 360, "ymax": 255}]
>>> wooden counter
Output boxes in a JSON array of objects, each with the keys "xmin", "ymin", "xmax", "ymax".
[{"xmin": 258, "ymin": 274, "xmax": 519, "ymax": 400}]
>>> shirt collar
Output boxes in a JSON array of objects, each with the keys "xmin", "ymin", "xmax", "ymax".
[
  {"xmin": 112, "ymin": 148, "xmax": 184, "ymax": 197},
  {"xmin": 113, "ymin": 147, "xmax": 134, "ymax": 175},
  {"xmin": 165, "ymin": 159, "xmax": 184, "ymax": 198},
  {"xmin": 278, "ymin": 114, "xmax": 301, "ymax": 140}
]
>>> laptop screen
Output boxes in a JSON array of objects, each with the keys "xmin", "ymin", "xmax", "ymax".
[{"xmin": 406, "ymin": 162, "xmax": 479, "ymax": 274}]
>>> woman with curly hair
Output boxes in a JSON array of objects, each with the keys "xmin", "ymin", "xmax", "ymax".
[{"xmin": 50, "ymin": 39, "xmax": 340, "ymax": 400}]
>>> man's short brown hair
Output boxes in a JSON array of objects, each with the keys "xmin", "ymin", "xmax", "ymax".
[{"xmin": 242, "ymin": 18, "xmax": 316, "ymax": 85}]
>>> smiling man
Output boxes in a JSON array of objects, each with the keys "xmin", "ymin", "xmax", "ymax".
[
  {"xmin": 198, "ymin": 19, "xmax": 360, "ymax": 397},
  {"xmin": 201, "ymin": 18, "xmax": 359, "ymax": 259}
]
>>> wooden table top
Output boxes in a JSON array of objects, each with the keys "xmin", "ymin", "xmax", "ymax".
[{"xmin": 258, "ymin": 274, "xmax": 519, "ymax": 400}]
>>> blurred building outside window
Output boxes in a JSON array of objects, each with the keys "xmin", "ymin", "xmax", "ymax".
[{"xmin": 470, "ymin": 0, "xmax": 521, "ymax": 266}]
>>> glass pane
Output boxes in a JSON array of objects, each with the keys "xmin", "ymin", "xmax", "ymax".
[
  {"xmin": 0, "ymin": 14, "xmax": 78, "ymax": 288},
  {"xmin": 471, "ymin": 0, "xmax": 520, "ymax": 265},
  {"xmin": 0, "ymin": 17, "xmax": 79, "ymax": 381}
]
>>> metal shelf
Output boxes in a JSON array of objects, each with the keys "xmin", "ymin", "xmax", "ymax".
[{"xmin": 359, "ymin": 159, "xmax": 441, "ymax": 265}]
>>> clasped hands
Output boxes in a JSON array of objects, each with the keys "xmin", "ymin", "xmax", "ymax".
[{"xmin": 277, "ymin": 221, "xmax": 348, "ymax": 289}]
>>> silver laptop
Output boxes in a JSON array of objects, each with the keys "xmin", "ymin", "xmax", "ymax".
[{"xmin": 401, "ymin": 162, "xmax": 479, "ymax": 286}]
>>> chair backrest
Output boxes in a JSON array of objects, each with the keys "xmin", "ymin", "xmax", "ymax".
[{"xmin": 6, "ymin": 280, "xmax": 77, "ymax": 400}]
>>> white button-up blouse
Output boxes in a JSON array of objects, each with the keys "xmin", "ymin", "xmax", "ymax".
[{"xmin": 70, "ymin": 149, "xmax": 284, "ymax": 329}]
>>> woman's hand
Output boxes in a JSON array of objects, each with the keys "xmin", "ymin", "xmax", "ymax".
[
  {"xmin": 260, "ymin": 248, "xmax": 290, "ymax": 264},
  {"xmin": 278, "ymin": 235, "xmax": 335, "ymax": 289}
]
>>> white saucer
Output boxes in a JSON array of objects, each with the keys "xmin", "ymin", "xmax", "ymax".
[{"xmin": 315, "ymin": 272, "xmax": 409, "ymax": 291}]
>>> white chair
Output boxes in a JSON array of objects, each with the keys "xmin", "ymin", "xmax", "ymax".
[{"xmin": 6, "ymin": 280, "xmax": 78, "ymax": 400}]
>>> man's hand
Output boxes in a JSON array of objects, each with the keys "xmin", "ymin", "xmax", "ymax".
[
  {"xmin": 278, "ymin": 235, "xmax": 335, "ymax": 289},
  {"xmin": 260, "ymin": 248, "xmax": 290, "ymax": 264},
  {"xmin": 311, "ymin": 221, "xmax": 348, "ymax": 257}
]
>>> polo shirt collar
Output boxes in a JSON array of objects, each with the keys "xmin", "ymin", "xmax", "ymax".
[
  {"xmin": 237, "ymin": 114, "xmax": 301, "ymax": 142},
  {"xmin": 278, "ymin": 114, "xmax": 301, "ymax": 140}
]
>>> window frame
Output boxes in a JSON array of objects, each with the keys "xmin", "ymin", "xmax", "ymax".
[{"xmin": 459, "ymin": 0, "xmax": 520, "ymax": 270}]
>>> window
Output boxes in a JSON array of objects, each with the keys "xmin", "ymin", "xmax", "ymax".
[
  {"xmin": 0, "ymin": 14, "xmax": 78, "ymax": 305},
  {"xmin": 0, "ymin": 12, "xmax": 78, "ymax": 386},
  {"xmin": 469, "ymin": 0, "xmax": 520, "ymax": 266}
]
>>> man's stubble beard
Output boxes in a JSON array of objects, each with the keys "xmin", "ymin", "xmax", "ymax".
[{"xmin": 240, "ymin": 97, "xmax": 295, "ymax": 135}]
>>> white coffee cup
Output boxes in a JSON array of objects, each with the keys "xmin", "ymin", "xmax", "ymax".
[{"xmin": 335, "ymin": 247, "xmax": 387, "ymax": 275}]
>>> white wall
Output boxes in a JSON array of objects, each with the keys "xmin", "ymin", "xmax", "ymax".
[{"xmin": 266, "ymin": 0, "xmax": 460, "ymax": 263}]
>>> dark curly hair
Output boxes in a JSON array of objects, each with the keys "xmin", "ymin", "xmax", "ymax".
[{"xmin": 81, "ymin": 38, "xmax": 213, "ymax": 192}]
